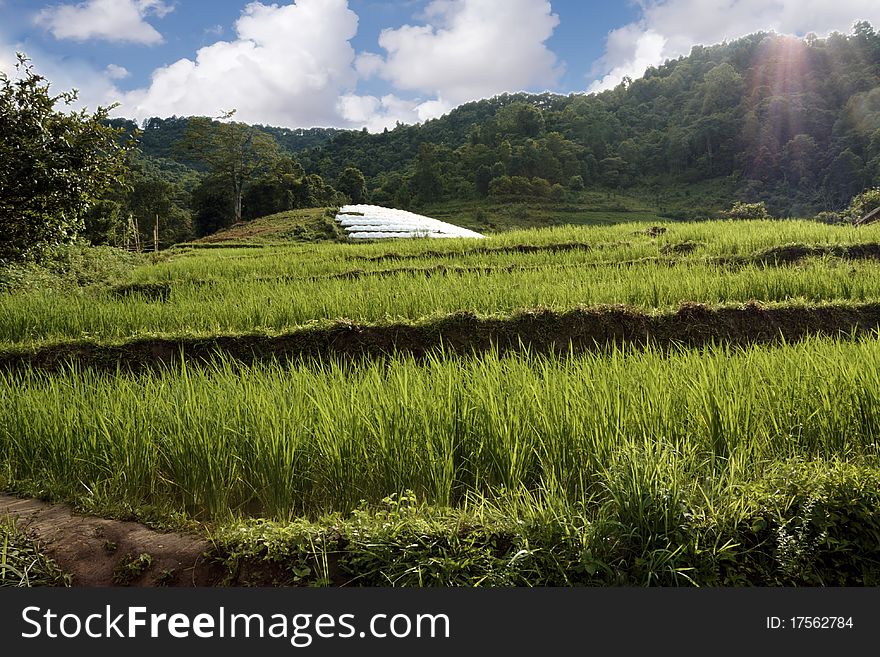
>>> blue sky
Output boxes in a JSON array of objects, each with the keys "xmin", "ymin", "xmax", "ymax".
[{"xmin": 2, "ymin": 1, "xmax": 879, "ymax": 130}]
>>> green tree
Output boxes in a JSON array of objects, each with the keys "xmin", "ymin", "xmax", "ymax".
[
  {"xmin": 0, "ymin": 54, "xmax": 131, "ymax": 262},
  {"xmin": 823, "ymin": 149, "xmax": 867, "ymax": 207},
  {"xmin": 299, "ymin": 174, "xmax": 346, "ymax": 208},
  {"xmin": 497, "ymin": 102, "xmax": 545, "ymax": 138},
  {"xmin": 127, "ymin": 174, "xmax": 192, "ymax": 246},
  {"xmin": 336, "ymin": 166, "xmax": 368, "ymax": 204},
  {"xmin": 475, "ymin": 165, "xmax": 492, "ymax": 197},
  {"xmin": 599, "ymin": 156, "xmax": 629, "ymax": 191},
  {"xmin": 781, "ymin": 134, "xmax": 819, "ymax": 189},
  {"xmin": 846, "ymin": 187, "xmax": 880, "ymax": 221},
  {"xmin": 242, "ymin": 156, "xmax": 306, "ymax": 220},
  {"xmin": 82, "ymin": 199, "xmax": 122, "ymax": 246},
  {"xmin": 411, "ymin": 143, "xmax": 443, "ymax": 204},
  {"xmin": 180, "ymin": 110, "xmax": 280, "ymax": 224},
  {"xmin": 191, "ymin": 175, "xmax": 234, "ymax": 237}
]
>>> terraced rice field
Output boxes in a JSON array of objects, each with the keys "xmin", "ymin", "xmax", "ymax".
[{"xmin": 3, "ymin": 218, "xmax": 880, "ymax": 585}]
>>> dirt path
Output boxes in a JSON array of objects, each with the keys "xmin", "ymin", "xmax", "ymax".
[{"xmin": 0, "ymin": 494, "xmax": 224, "ymax": 586}]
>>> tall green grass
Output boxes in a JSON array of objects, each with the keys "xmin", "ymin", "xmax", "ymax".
[
  {"xmin": 6, "ymin": 219, "xmax": 880, "ymax": 346},
  {"xmin": 6, "ymin": 257, "xmax": 880, "ymax": 346},
  {"xmin": 154, "ymin": 219, "xmax": 880, "ymax": 279},
  {"xmin": 2, "ymin": 336, "xmax": 879, "ymax": 523}
]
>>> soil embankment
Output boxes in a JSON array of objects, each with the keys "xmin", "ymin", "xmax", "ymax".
[{"xmin": 2, "ymin": 301, "xmax": 880, "ymax": 373}]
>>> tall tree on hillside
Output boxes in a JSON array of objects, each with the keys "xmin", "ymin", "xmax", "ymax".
[
  {"xmin": 336, "ymin": 166, "xmax": 368, "ymax": 204},
  {"xmin": 242, "ymin": 155, "xmax": 306, "ymax": 220},
  {"xmin": 127, "ymin": 174, "xmax": 193, "ymax": 246},
  {"xmin": 180, "ymin": 110, "xmax": 280, "ymax": 224},
  {"xmin": 411, "ymin": 143, "xmax": 443, "ymax": 204}
]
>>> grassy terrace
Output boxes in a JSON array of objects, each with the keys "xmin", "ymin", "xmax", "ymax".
[
  {"xmin": 3, "ymin": 217, "xmax": 880, "ymax": 585},
  {"xmin": 3, "ymin": 220, "xmax": 880, "ymax": 348},
  {"xmin": 4, "ymin": 339, "xmax": 880, "ymax": 519}
]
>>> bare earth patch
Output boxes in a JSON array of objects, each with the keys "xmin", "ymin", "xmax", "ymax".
[{"xmin": 0, "ymin": 494, "xmax": 223, "ymax": 587}]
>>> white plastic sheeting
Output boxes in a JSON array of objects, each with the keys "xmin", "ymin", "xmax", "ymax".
[{"xmin": 335, "ymin": 204, "xmax": 484, "ymax": 239}]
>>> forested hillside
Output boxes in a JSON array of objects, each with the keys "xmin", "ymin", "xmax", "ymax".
[
  {"xmin": 297, "ymin": 24, "xmax": 880, "ymax": 216},
  {"xmin": 106, "ymin": 24, "xmax": 880, "ymax": 245}
]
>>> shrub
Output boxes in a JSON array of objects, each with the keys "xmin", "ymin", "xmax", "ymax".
[
  {"xmin": 845, "ymin": 188, "xmax": 880, "ymax": 222},
  {"xmin": 813, "ymin": 211, "xmax": 845, "ymax": 224},
  {"xmin": 719, "ymin": 201, "xmax": 771, "ymax": 220}
]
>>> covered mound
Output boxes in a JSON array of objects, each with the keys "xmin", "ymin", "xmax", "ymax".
[{"xmin": 336, "ymin": 204, "xmax": 485, "ymax": 239}]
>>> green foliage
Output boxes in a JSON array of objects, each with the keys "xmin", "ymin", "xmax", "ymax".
[
  {"xmin": 112, "ymin": 552, "xmax": 153, "ymax": 585},
  {"xmin": 489, "ymin": 175, "xmax": 557, "ymax": 198},
  {"xmin": 205, "ymin": 462, "xmax": 880, "ymax": 586},
  {"xmin": 241, "ymin": 156, "xmax": 304, "ymax": 221},
  {"xmin": 846, "ymin": 187, "xmax": 880, "ymax": 221},
  {"xmin": 180, "ymin": 110, "xmax": 281, "ymax": 224},
  {"xmin": 335, "ymin": 166, "xmax": 368, "ymax": 204},
  {"xmin": 5, "ymin": 219, "xmax": 880, "ymax": 585},
  {"xmin": 1, "ymin": 518, "xmax": 70, "ymax": 587},
  {"xmin": 720, "ymin": 201, "xmax": 771, "ymax": 219},
  {"xmin": 82, "ymin": 199, "xmax": 122, "ymax": 246},
  {"xmin": 84, "ymin": 25, "xmax": 880, "ymax": 225},
  {"xmin": 0, "ymin": 54, "xmax": 131, "ymax": 263},
  {"xmin": 126, "ymin": 172, "xmax": 193, "ymax": 247},
  {"xmin": 0, "ymin": 242, "xmax": 139, "ymax": 292},
  {"xmin": 813, "ymin": 211, "xmax": 845, "ymax": 224},
  {"xmin": 191, "ymin": 175, "xmax": 235, "ymax": 237},
  {"xmin": 411, "ymin": 143, "xmax": 444, "ymax": 205},
  {"xmin": 288, "ymin": 26, "xmax": 880, "ymax": 216},
  {"xmin": 8, "ymin": 219, "xmax": 880, "ymax": 342}
]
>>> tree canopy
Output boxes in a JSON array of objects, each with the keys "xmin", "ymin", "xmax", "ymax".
[
  {"xmin": 179, "ymin": 110, "xmax": 281, "ymax": 225},
  {"xmin": 0, "ymin": 54, "xmax": 130, "ymax": 262}
]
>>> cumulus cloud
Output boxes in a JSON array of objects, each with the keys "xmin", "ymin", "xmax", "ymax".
[
  {"xmin": 589, "ymin": 0, "xmax": 880, "ymax": 92},
  {"xmin": 35, "ymin": 0, "xmax": 174, "ymax": 45},
  {"xmin": 105, "ymin": 64, "xmax": 130, "ymax": 80},
  {"xmin": 119, "ymin": 0, "xmax": 359, "ymax": 127},
  {"xmin": 0, "ymin": 41, "xmax": 16, "ymax": 75},
  {"xmin": 0, "ymin": 44, "xmax": 124, "ymax": 114},
  {"xmin": 337, "ymin": 92, "xmax": 453, "ymax": 132},
  {"xmin": 343, "ymin": 0, "xmax": 562, "ymax": 128},
  {"xmin": 338, "ymin": 93, "xmax": 418, "ymax": 132},
  {"xmin": 381, "ymin": 0, "xmax": 560, "ymax": 103}
]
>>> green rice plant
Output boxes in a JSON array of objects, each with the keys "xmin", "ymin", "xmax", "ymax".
[
  {"xmin": 6, "ymin": 218, "xmax": 880, "ymax": 347},
  {"xmin": 3, "ymin": 337, "xmax": 880, "ymax": 524},
  {"xmin": 8, "ymin": 256, "xmax": 880, "ymax": 347}
]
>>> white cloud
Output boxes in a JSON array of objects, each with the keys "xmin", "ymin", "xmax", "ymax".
[
  {"xmin": 0, "ymin": 44, "xmax": 124, "ymax": 113},
  {"xmin": 339, "ymin": 0, "xmax": 561, "ymax": 131},
  {"xmin": 589, "ymin": 0, "xmax": 880, "ymax": 92},
  {"xmin": 119, "ymin": 0, "xmax": 359, "ymax": 127},
  {"xmin": 338, "ymin": 93, "xmax": 418, "ymax": 132},
  {"xmin": 25, "ymin": 0, "xmax": 563, "ymax": 131},
  {"xmin": 354, "ymin": 51, "xmax": 384, "ymax": 79},
  {"xmin": 588, "ymin": 27, "xmax": 665, "ymax": 93},
  {"xmin": 0, "ymin": 41, "xmax": 16, "ymax": 75},
  {"xmin": 355, "ymin": 0, "xmax": 561, "ymax": 112},
  {"xmin": 105, "ymin": 64, "xmax": 130, "ymax": 80},
  {"xmin": 338, "ymin": 92, "xmax": 451, "ymax": 132},
  {"xmin": 35, "ymin": 0, "xmax": 174, "ymax": 45}
]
